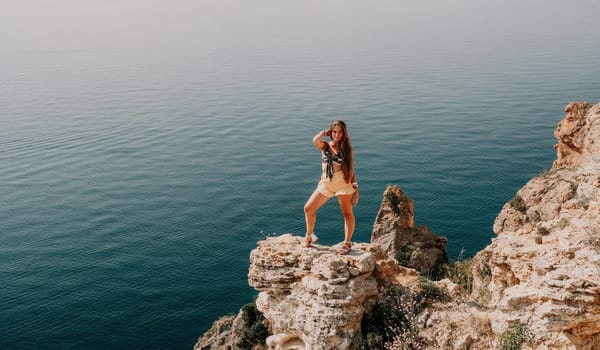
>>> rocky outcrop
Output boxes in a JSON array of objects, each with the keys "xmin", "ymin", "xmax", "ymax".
[
  {"xmin": 248, "ymin": 234, "xmax": 378, "ymax": 350},
  {"xmin": 194, "ymin": 197, "xmax": 432, "ymax": 350},
  {"xmin": 553, "ymin": 101, "xmax": 600, "ymax": 169},
  {"xmin": 244, "ymin": 187, "xmax": 450, "ymax": 350},
  {"xmin": 371, "ymin": 185, "xmax": 448, "ymax": 276},
  {"xmin": 422, "ymin": 101, "xmax": 600, "ymax": 349}
]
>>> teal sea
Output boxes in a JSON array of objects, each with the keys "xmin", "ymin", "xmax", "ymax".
[{"xmin": 1, "ymin": 1, "xmax": 599, "ymax": 349}]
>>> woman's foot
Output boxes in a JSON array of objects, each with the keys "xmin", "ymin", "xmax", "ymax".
[
  {"xmin": 338, "ymin": 241, "xmax": 351, "ymax": 255},
  {"xmin": 304, "ymin": 233, "xmax": 319, "ymax": 247}
]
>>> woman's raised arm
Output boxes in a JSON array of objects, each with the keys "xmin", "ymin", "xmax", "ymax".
[{"xmin": 312, "ymin": 129, "xmax": 329, "ymax": 150}]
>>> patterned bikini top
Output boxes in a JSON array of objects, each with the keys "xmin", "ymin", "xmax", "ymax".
[{"xmin": 322, "ymin": 146, "xmax": 344, "ymax": 181}]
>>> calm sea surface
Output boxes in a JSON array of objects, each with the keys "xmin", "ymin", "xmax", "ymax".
[{"xmin": 1, "ymin": 1, "xmax": 599, "ymax": 349}]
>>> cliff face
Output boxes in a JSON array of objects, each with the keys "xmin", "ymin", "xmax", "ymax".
[
  {"xmin": 553, "ymin": 102, "xmax": 600, "ymax": 169},
  {"xmin": 484, "ymin": 101, "xmax": 600, "ymax": 348},
  {"xmin": 423, "ymin": 101, "xmax": 600, "ymax": 349}
]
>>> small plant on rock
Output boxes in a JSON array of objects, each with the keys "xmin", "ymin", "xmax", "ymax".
[
  {"xmin": 577, "ymin": 197, "xmax": 590, "ymax": 209},
  {"xmin": 385, "ymin": 187, "xmax": 403, "ymax": 216},
  {"xmin": 417, "ymin": 276, "xmax": 448, "ymax": 306},
  {"xmin": 498, "ymin": 324, "xmax": 530, "ymax": 350},
  {"xmin": 383, "ymin": 287, "xmax": 426, "ymax": 350},
  {"xmin": 537, "ymin": 226, "xmax": 550, "ymax": 236},
  {"xmin": 236, "ymin": 302, "xmax": 269, "ymax": 349},
  {"xmin": 355, "ymin": 286, "xmax": 425, "ymax": 350},
  {"xmin": 568, "ymin": 182, "xmax": 578, "ymax": 200},
  {"xmin": 395, "ymin": 246, "xmax": 412, "ymax": 267},
  {"xmin": 446, "ymin": 258, "xmax": 474, "ymax": 294},
  {"xmin": 509, "ymin": 194, "xmax": 527, "ymax": 213}
]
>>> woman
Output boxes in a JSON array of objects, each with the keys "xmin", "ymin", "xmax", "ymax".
[{"xmin": 303, "ymin": 120, "xmax": 359, "ymax": 254}]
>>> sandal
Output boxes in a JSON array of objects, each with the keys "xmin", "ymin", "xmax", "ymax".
[
  {"xmin": 304, "ymin": 233, "xmax": 319, "ymax": 247},
  {"xmin": 338, "ymin": 241, "xmax": 351, "ymax": 255}
]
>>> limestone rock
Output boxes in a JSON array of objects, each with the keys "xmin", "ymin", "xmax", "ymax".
[
  {"xmin": 371, "ymin": 185, "xmax": 448, "ymax": 275},
  {"xmin": 248, "ymin": 234, "xmax": 378, "ymax": 350},
  {"xmin": 419, "ymin": 101, "xmax": 600, "ymax": 350},
  {"xmin": 553, "ymin": 101, "xmax": 600, "ymax": 169},
  {"xmin": 421, "ymin": 303, "xmax": 493, "ymax": 350}
]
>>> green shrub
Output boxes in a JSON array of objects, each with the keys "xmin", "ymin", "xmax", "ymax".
[
  {"xmin": 509, "ymin": 195, "xmax": 527, "ymax": 213},
  {"xmin": 577, "ymin": 197, "xmax": 590, "ymax": 209},
  {"xmin": 349, "ymin": 332, "xmax": 384, "ymax": 350},
  {"xmin": 446, "ymin": 258, "xmax": 474, "ymax": 294},
  {"xmin": 417, "ymin": 277, "xmax": 448, "ymax": 307},
  {"xmin": 385, "ymin": 186, "xmax": 402, "ymax": 216},
  {"xmin": 395, "ymin": 246, "xmax": 412, "ymax": 267},
  {"xmin": 498, "ymin": 324, "xmax": 530, "ymax": 350},
  {"xmin": 569, "ymin": 182, "xmax": 578, "ymax": 199},
  {"xmin": 479, "ymin": 260, "xmax": 492, "ymax": 279},
  {"xmin": 236, "ymin": 302, "xmax": 268, "ymax": 349}
]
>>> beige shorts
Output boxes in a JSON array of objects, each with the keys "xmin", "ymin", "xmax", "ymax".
[{"xmin": 317, "ymin": 171, "xmax": 356, "ymax": 198}]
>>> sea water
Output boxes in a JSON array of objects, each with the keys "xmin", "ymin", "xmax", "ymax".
[{"xmin": 1, "ymin": 1, "xmax": 599, "ymax": 349}]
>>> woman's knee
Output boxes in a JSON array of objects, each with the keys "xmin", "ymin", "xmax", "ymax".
[
  {"xmin": 305, "ymin": 191, "xmax": 329, "ymax": 215},
  {"xmin": 341, "ymin": 209, "xmax": 354, "ymax": 220},
  {"xmin": 304, "ymin": 203, "xmax": 316, "ymax": 215}
]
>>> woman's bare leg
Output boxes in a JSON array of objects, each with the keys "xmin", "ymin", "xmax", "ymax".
[
  {"xmin": 338, "ymin": 194, "xmax": 355, "ymax": 245},
  {"xmin": 304, "ymin": 189, "xmax": 330, "ymax": 244}
]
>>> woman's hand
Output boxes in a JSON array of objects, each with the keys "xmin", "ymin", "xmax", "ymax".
[
  {"xmin": 352, "ymin": 188, "xmax": 359, "ymax": 206},
  {"xmin": 313, "ymin": 130, "xmax": 330, "ymax": 149}
]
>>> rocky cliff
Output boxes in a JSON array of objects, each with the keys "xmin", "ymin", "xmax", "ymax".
[
  {"xmin": 422, "ymin": 101, "xmax": 600, "ymax": 349},
  {"xmin": 195, "ymin": 101, "xmax": 600, "ymax": 350}
]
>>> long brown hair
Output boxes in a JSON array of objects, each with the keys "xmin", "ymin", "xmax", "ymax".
[{"xmin": 329, "ymin": 120, "xmax": 354, "ymax": 182}]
